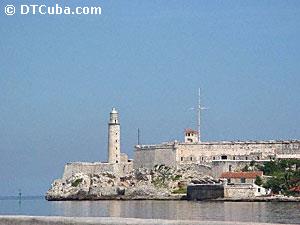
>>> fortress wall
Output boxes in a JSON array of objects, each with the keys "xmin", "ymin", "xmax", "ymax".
[
  {"xmin": 177, "ymin": 141, "xmax": 300, "ymax": 163},
  {"xmin": 134, "ymin": 141, "xmax": 300, "ymax": 170},
  {"xmin": 211, "ymin": 160, "xmax": 266, "ymax": 178},
  {"xmin": 62, "ymin": 162, "xmax": 133, "ymax": 178},
  {"xmin": 276, "ymin": 142, "xmax": 300, "ymax": 154},
  {"xmin": 134, "ymin": 146, "xmax": 176, "ymax": 169}
]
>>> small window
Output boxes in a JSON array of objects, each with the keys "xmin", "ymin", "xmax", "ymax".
[
  {"xmin": 213, "ymin": 156, "xmax": 216, "ymax": 160},
  {"xmin": 221, "ymin": 155, "xmax": 227, "ymax": 160},
  {"xmin": 257, "ymin": 156, "xmax": 260, "ymax": 160},
  {"xmin": 258, "ymin": 188, "xmax": 261, "ymax": 193},
  {"xmin": 116, "ymin": 147, "xmax": 118, "ymax": 150},
  {"xmin": 245, "ymin": 157, "xmax": 248, "ymax": 160},
  {"xmin": 229, "ymin": 165, "xmax": 232, "ymax": 172},
  {"xmin": 116, "ymin": 160, "xmax": 118, "ymax": 163},
  {"xmin": 233, "ymin": 156, "xmax": 236, "ymax": 160},
  {"xmin": 190, "ymin": 157, "xmax": 193, "ymax": 161},
  {"xmin": 201, "ymin": 157, "xmax": 204, "ymax": 161},
  {"xmin": 116, "ymin": 140, "xmax": 118, "ymax": 143},
  {"xmin": 116, "ymin": 154, "xmax": 118, "ymax": 157},
  {"xmin": 181, "ymin": 157, "xmax": 183, "ymax": 161},
  {"xmin": 241, "ymin": 178, "xmax": 246, "ymax": 183},
  {"xmin": 114, "ymin": 120, "xmax": 117, "ymax": 123},
  {"xmin": 228, "ymin": 178, "xmax": 231, "ymax": 184},
  {"xmin": 116, "ymin": 132, "xmax": 118, "ymax": 135}
]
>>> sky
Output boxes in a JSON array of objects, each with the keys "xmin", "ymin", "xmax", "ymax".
[{"xmin": 0, "ymin": 1, "xmax": 299, "ymax": 196}]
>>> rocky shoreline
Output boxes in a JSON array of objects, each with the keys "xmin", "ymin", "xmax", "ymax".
[
  {"xmin": 46, "ymin": 164, "xmax": 300, "ymax": 202},
  {"xmin": 46, "ymin": 164, "xmax": 220, "ymax": 201}
]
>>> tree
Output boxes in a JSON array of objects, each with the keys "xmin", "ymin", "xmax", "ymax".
[{"xmin": 254, "ymin": 176, "xmax": 263, "ymax": 186}]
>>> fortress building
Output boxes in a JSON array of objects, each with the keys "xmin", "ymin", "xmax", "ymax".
[
  {"xmin": 134, "ymin": 89, "xmax": 300, "ymax": 174},
  {"xmin": 60, "ymin": 107, "xmax": 299, "ymax": 180},
  {"xmin": 134, "ymin": 129, "xmax": 300, "ymax": 173}
]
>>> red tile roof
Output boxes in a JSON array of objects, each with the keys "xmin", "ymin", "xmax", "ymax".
[
  {"xmin": 185, "ymin": 129, "xmax": 198, "ymax": 134},
  {"xmin": 220, "ymin": 171, "xmax": 263, "ymax": 179},
  {"xmin": 289, "ymin": 186, "xmax": 300, "ymax": 192}
]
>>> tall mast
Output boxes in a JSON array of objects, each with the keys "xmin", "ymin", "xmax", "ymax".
[{"xmin": 198, "ymin": 88, "xmax": 201, "ymax": 142}]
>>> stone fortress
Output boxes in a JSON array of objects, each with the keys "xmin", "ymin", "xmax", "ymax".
[{"xmin": 62, "ymin": 107, "xmax": 300, "ymax": 179}]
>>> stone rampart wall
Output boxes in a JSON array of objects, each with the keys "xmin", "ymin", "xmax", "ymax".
[
  {"xmin": 134, "ymin": 146, "xmax": 176, "ymax": 169},
  {"xmin": 224, "ymin": 185, "xmax": 256, "ymax": 198},
  {"xmin": 135, "ymin": 141, "xmax": 300, "ymax": 169},
  {"xmin": 62, "ymin": 162, "xmax": 133, "ymax": 178},
  {"xmin": 211, "ymin": 160, "xmax": 266, "ymax": 178}
]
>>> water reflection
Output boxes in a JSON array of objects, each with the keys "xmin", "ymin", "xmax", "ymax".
[
  {"xmin": 49, "ymin": 200, "xmax": 300, "ymax": 224},
  {"xmin": 0, "ymin": 198, "xmax": 298, "ymax": 224}
]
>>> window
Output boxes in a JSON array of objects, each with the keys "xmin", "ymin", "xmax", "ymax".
[
  {"xmin": 114, "ymin": 120, "xmax": 117, "ymax": 123},
  {"xmin": 116, "ymin": 160, "xmax": 118, "ymax": 163},
  {"xmin": 258, "ymin": 188, "xmax": 261, "ymax": 193},
  {"xmin": 221, "ymin": 155, "xmax": 227, "ymax": 160},
  {"xmin": 181, "ymin": 157, "xmax": 183, "ymax": 161},
  {"xmin": 213, "ymin": 156, "xmax": 216, "ymax": 160},
  {"xmin": 233, "ymin": 156, "xmax": 236, "ymax": 160},
  {"xmin": 190, "ymin": 157, "xmax": 193, "ymax": 161},
  {"xmin": 116, "ymin": 147, "xmax": 118, "ymax": 150},
  {"xmin": 116, "ymin": 140, "xmax": 118, "ymax": 143},
  {"xmin": 228, "ymin": 178, "xmax": 231, "ymax": 184},
  {"xmin": 229, "ymin": 165, "xmax": 232, "ymax": 172},
  {"xmin": 257, "ymin": 156, "xmax": 260, "ymax": 160},
  {"xmin": 116, "ymin": 132, "xmax": 118, "ymax": 135},
  {"xmin": 245, "ymin": 157, "xmax": 248, "ymax": 160},
  {"xmin": 201, "ymin": 157, "xmax": 204, "ymax": 161},
  {"xmin": 241, "ymin": 178, "xmax": 246, "ymax": 183}
]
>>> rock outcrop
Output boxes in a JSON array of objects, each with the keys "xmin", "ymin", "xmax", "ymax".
[{"xmin": 46, "ymin": 165, "xmax": 222, "ymax": 200}]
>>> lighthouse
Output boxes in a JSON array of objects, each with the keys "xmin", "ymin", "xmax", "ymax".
[{"xmin": 108, "ymin": 107, "xmax": 121, "ymax": 163}]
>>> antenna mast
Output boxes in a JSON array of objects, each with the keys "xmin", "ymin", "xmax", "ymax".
[
  {"xmin": 137, "ymin": 128, "xmax": 140, "ymax": 145},
  {"xmin": 198, "ymin": 88, "xmax": 201, "ymax": 142}
]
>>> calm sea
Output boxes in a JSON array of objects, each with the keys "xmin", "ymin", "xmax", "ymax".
[{"xmin": 0, "ymin": 197, "xmax": 299, "ymax": 224}]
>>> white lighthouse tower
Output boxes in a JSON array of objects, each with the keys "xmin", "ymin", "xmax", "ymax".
[{"xmin": 108, "ymin": 107, "xmax": 121, "ymax": 163}]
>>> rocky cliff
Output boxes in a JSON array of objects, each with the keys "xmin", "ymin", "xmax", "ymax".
[{"xmin": 46, "ymin": 164, "xmax": 222, "ymax": 200}]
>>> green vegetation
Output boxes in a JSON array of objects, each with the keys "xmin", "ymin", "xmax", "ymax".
[
  {"xmin": 254, "ymin": 176, "xmax": 263, "ymax": 186},
  {"xmin": 171, "ymin": 174, "xmax": 182, "ymax": 181},
  {"xmin": 241, "ymin": 164, "xmax": 249, "ymax": 172},
  {"xmin": 71, "ymin": 178, "xmax": 83, "ymax": 187},
  {"xmin": 172, "ymin": 187, "xmax": 187, "ymax": 194},
  {"xmin": 240, "ymin": 159, "xmax": 300, "ymax": 196},
  {"xmin": 261, "ymin": 159, "xmax": 300, "ymax": 196}
]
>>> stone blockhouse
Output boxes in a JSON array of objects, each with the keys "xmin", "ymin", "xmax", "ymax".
[{"xmin": 224, "ymin": 183, "xmax": 269, "ymax": 198}]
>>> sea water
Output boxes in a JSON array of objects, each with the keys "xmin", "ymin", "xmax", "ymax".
[{"xmin": 0, "ymin": 197, "xmax": 299, "ymax": 224}]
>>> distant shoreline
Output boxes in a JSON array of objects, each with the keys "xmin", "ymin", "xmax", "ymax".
[
  {"xmin": 1, "ymin": 195, "xmax": 299, "ymax": 202},
  {"xmin": 0, "ymin": 196, "xmax": 43, "ymax": 200}
]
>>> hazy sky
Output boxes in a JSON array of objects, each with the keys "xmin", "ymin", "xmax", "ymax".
[{"xmin": 0, "ymin": 1, "xmax": 299, "ymax": 196}]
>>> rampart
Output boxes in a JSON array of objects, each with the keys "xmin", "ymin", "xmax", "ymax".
[
  {"xmin": 135, "ymin": 140, "xmax": 300, "ymax": 169},
  {"xmin": 63, "ymin": 162, "xmax": 133, "ymax": 178}
]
